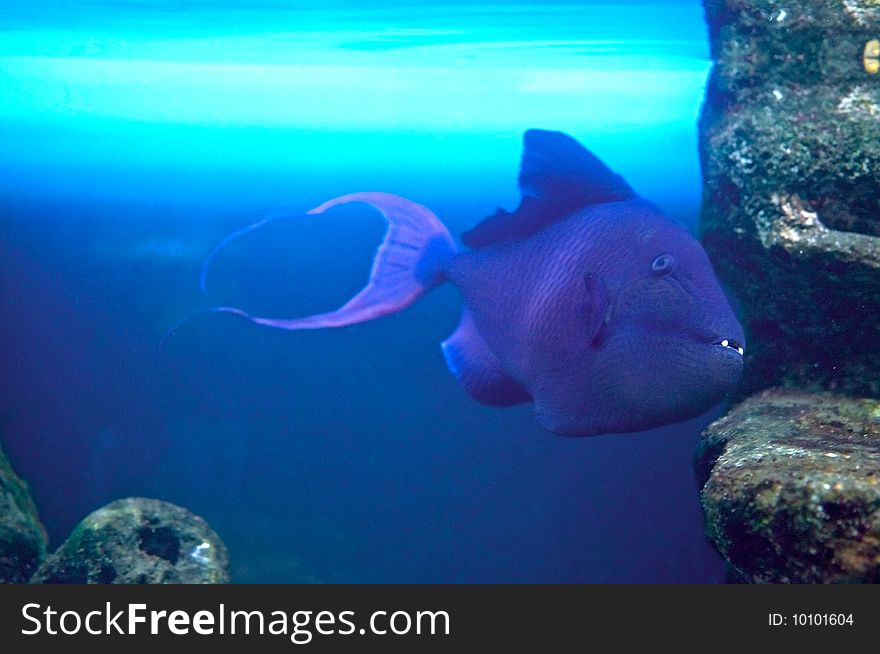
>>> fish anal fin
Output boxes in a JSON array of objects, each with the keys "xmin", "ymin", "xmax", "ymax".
[{"xmin": 441, "ymin": 312, "xmax": 530, "ymax": 407}]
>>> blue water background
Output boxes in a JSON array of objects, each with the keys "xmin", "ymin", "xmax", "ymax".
[{"xmin": 0, "ymin": 1, "xmax": 725, "ymax": 582}]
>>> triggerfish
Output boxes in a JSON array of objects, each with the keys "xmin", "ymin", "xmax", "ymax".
[{"xmin": 198, "ymin": 130, "xmax": 745, "ymax": 436}]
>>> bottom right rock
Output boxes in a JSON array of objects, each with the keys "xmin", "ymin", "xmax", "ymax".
[{"xmin": 696, "ymin": 389, "xmax": 880, "ymax": 583}]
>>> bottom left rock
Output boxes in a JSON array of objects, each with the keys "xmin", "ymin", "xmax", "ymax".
[{"xmin": 30, "ymin": 497, "xmax": 230, "ymax": 584}]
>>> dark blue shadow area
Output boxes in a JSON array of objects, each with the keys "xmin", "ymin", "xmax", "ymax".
[
  {"xmin": 0, "ymin": 1, "xmax": 724, "ymax": 582},
  {"xmin": 0, "ymin": 194, "xmax": 724, "ymax": 583}
]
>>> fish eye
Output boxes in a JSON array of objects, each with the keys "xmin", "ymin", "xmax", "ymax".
[{"xmin": 651, "ymin": 254, "xmax": 673, "ymax": 274}]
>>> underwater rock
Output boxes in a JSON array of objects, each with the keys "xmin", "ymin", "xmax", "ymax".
[
  {"xmin": 703, "ymin": 1, "xmax": 880, "ymax": 97},
  {"xmin": 30, "ymin": 497, "xmax": 229, "ymax": 584},
  {"xmin": 0, "ymin": 447, "xmax": 48, "ymax": 583},
  {"xmin": 700, "ymin": 0, "xmax": 880, "ymax": 397},
  {"xmin": 697, "ymin": 389, "xmax": 880, "ymax": 583}
]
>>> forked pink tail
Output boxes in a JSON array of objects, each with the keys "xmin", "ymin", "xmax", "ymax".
[{"xmin": 165, "ymin": 193, "xmax": 456, "ymax": 346}]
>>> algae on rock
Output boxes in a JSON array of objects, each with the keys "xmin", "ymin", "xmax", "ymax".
[
  {"xmin": 0, "ymin": 446, "xmax": 47, "ymax": 583},
  {"xmin": 697, "ymin": 390, "xmax": 880, "ymax": 583},
  {"xmin": 30, "ymin": 497, "xmax": 230, "ymax": 584},
  {"xmin": 700, "ymin": 0, "xmax": 880, "ymax": 397}
]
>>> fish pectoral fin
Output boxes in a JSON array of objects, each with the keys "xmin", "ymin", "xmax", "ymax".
[
  {"xmin": 583, "ymin": 272, "xmax": 611, "ymax": 347},
  {"xmin": 441, "ymin": 311, "xmax": 530, "ymax": 407},
  {"xmin": 462, "ymin": 130, "xmax": 635, "ymax": 248}
]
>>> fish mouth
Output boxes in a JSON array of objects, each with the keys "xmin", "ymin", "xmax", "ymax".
[{"xmin": 714, "ymin": 338, "xmax": 744, "ymax": 357}]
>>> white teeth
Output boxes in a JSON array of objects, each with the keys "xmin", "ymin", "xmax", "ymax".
[{"xmin": 717, "ymin": 339, "xmax": 744, "ymax": 356}]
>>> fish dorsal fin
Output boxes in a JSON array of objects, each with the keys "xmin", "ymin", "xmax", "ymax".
[{"xmin": 462, "ymin": 130, "xmax": 635, "ymax": 249}]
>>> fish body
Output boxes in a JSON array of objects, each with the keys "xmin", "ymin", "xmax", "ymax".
[
  {"xmin": 445, "ymin": 196, "xmax": 744, "ymax": 434},
  {"xmin": 201, "ymin": 130, "xmax": 745, "ymax": 436}
]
